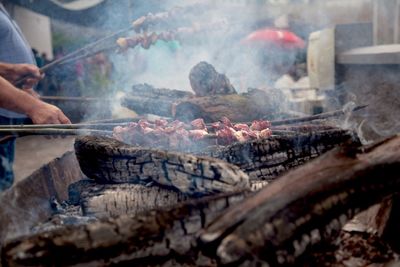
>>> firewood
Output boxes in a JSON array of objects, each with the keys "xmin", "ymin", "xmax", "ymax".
[
  {"xmin": 121, "ymin": 84, "xmax": 194, "ymax": 117},
  {"xmin": 173, "ymin": 94, "xmax": 274, "ymax": 122},
  {"xmin": 130, "ymin": 83, "xmax": 194, "ymax": 99},
  {"xmin": 2, "ymin": 191, "xmax": 251, "ymax": 267},
  {"xmin": 200, "ymin": 136, "xmax": 400, "ymax": 266},
  {"xmin": 122, "ymin": 95, "xmax": 175, "ymax": 117},
  {"xmin": 4, "ymin": 136, "xmax": 400, "ymax": 266},
  {"xmin": 173, "ymin": 87, "xmax": 285, "ymax": 122},
  {"xmin": 209, "ymin": 129, "xmax": 358, "ymax": 181},
  {"xmin": 72, "ymin": 180, "xmax": 266, "ymax": 219},
  {"xmin": 77, "ymin": 182, "xmax": 188, "ymax": 218},
  {"xmin": 189, "ymin": 61, "xmax": 236, "ymax": 97},
  {"xmin": 74, "ymin": 136, "xmax": 250, "ymax": 197}
]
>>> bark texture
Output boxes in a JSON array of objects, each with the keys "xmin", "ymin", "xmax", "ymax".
[
  {"xmin": 3, "ymin": 136, "xmax": 400, "ymax": 266},
  {"xmin": 209, "ymin": 129, "xmax": 357, "ymax": 181},
  {"xmin": 74, "ymin": 136, "xmax": 250, "ymax": 197},
  {"xmin": 2, "ymin": 191, "xmax": 251, "ymax": 267},
  {"xmin": 77, "ymin": 182, "xmax": 188, "ymax": 218},
  {"xmin": 189, "ymin": 61, "xmax": 236, "ymax": 97},
  {"xmin": 122, "ymin": 83, "xmax": 194, "ymax": 117},
  {"xmin": 200, "ymin": 136, "xmax": 400, "ymax": 266},
  {"xmin": 173, "ymin": 94, "xmax": 278, "ymax": 122}
]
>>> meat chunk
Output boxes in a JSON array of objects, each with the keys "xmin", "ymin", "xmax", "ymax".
[
  {"xmin": 191, "ymin": 118, "xmax": 206, "ymax": 130},
  {"xmin": 250, "ymin": 120, "xmax": 271, "ymax": 131}
]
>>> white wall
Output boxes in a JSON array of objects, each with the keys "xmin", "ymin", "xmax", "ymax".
[{"xmin": 10, "ymin": 5, "xmax": 53, "ymax": 59}]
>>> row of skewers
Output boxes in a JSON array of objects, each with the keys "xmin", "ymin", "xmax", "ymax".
[
  {"xmin": 0, "ymin": 105, "xmax": 366, "ymax": 137},
  {"xmin": 15, "ymin": 5, "xmax": 216, "ymax": 86}
]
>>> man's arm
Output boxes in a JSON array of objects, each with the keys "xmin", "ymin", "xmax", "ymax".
[{"xmin": 0, "ymin": 76, "xmax": 70, "ymax": 124}]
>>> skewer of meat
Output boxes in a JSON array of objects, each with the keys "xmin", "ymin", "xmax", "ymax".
[
  {"xmin": 117, "ymin": 20, "xmax": 227, "ymax": 52},
  {"xmin": 131, "ymin": 4, "xmax": 208, "ymax": 33}
]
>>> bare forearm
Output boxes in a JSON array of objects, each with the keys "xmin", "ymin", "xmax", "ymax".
[
  {"xmin": 0, "ymin": 76, "xmax": 71, "ymax": 124},
  {"xmin": 0, "ymin": 76, "xmax": 41, "ymax": 115}
]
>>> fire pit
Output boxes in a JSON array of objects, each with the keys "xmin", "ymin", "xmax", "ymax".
[{"xmin": 2, "ymin": 121, "xmax": 399, "ymax": 266}]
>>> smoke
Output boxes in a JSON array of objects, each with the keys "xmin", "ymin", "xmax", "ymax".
[
  {"xmin": 108, "ymin": 1, "xmax": 289, "ymax": 94},
  {"xmin": 75, "ymin": 1, "xmax": 374, "ymax": 122},
  {"xmin": 0, "ymin": 188, "xmax": 49, "ymax": 241}
]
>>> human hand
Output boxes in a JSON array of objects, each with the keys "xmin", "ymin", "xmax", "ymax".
[
  {"xmin": 0, "ymin": 63, "xmax": 43, "ymax": 89},
  {"xmin": 27, "ymin": 101, "xmax": 71, "ymax": 125}
]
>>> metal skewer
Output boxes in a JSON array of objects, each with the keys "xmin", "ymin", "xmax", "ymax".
[
  {"xmin": 0, "ymin": 128, "xmax": 112, "ymax": 136},
  {"xmin": 269, "ymin": 105, "xmax": 368, "ymax": 126},
  {"xmin": 14, "ymin": 26, "xmax": 133, "ymax": 87},
  {"xmin": 0, "ymin": 123, "xmax": 127, "ymax": 130},
  {"xmin": 0, "ymin": 104, "xmax": 367, "ymax": 132}
]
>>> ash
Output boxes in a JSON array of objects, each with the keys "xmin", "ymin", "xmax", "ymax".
[
  {"xmin": 31, "ymin": 197, "xmax": 98, "ymax": 235},
  {"xmin": 301, "ymin": 230, "xmax": 399, "ymax": 267}
]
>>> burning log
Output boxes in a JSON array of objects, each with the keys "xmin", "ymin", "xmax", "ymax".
[
  {"xmin": 77, "ymin": 182, "xmax": 188, "ymax": 218},
  {"xmin": 200, "ymin": 136, "xmax": 400, "ymax": 266},
  {"xmin": 74, "ymin": 136, "xmax": 250, "ymax": 197},
  {"xmin": 4, "ymin": 136, "xmax": 400, "ymax": 266},
  {"xmin": 122, "ymin": 84, "xmax": 193, "ymax": 117},
  {"xmin": 189, "ymin": 62, "xmax": 237, "ymax": 97},
  {"xmin": 71, "ymin": 179, "xmax": 267, "ymax": 219},
  {"xmin": 209, "ymin": 129, "xmax": 358, "ymax": 181},
  {"xmin": 173, "ymin": 86, "xmax": 285, "ymax": 122},
  {"xmin": 2, "ymin": 191, "xmax": 251, "ymax": 267},
  {"xmin": 129, "ymin": 83, "xmax": 194, "ymax": 99},
  {"xmin": 173, "ymin": 94, "xmax": 277, "ymax": 122}
]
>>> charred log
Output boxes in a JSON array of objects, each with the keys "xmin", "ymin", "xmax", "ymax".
[
  {"xmin": 130, "ymin": 83, "xmax": 194, "ymax": 99},
  {"xmin": 173, "ymin": 94, "xmax": 277, "ymax": 123},
  {"xmin": 189, "ymin": 61, "xmax": 236, "ymax": 97},
  {"xmin": 70, "ymin": 179, "xmax": 266, "ymax": 219},
  {"xmin": 209, "ymin": 129, "xmax": 358, "ymax": 181},
  {"xmin": 4, "ymin": 136, "xmax": 400, "ymax": 266},
  {"xmin": 121, "ymin": 95, "xmax": 173, "ymax": 117},
  {"xmin": 76, "ymin": 181, "xmax": 188, "ymax": 218},
  {"xmin": 121, "ymin": 84, "xmax": 193, "ymax": 117},
  {"xmin": 1, "ymin": 191, "xmax": 251, "ymax": 267},
  {"xmin": 200, "ymin": 136, "xmax": 400, "ymax": 266},
  {"xmin": 74, "ymin": 136, "xmax": 250, "ymax": 197}
]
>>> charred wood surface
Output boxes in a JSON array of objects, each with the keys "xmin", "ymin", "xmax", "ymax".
[
  {"xmin": 189, "ymin": 61, "xmax": 236, "ymax": 97},
  {"xmin": 130, "ymin": 83, "xmax": 194, "ymax": 99},
  {"xmin": 122, "ymin": 84, "xmax": 194, "ymax": 117},
  {"xmin": 209, "ymin": 129, "xmax": 357, "ymax": 181},
  {"xmin": 200, "ymin": 135, "xmax": 400, "ymax": 266},
  {"xmin": 4, "ymin": 136, "xmax": 400, "ymax": 266},
  {"xmin": 122, "ymin": 95, "xmax": 174, "ymax": 117},
  {"xmin": 74, "ymin": 136, "xmax": 250, "ymax": 197},
  {"xmin": 173, "ymin": 94, "xmax": 276, "ymax": 122},
  {"xmin": 76, "ymin": 181, "xmax": 188, "ymax": 218},
  {"xmin": 1, "ymin": 191, "xmax": 251, "ymax": 267}
]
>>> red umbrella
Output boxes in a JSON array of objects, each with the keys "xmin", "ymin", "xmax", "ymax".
[{"xmin": 242, "ymin": 28, "xmax": 306, "ymax": 50}]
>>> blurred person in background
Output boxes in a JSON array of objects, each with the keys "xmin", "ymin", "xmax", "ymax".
[
  {"xmin": 32, "ymin": 48, "xmax": 44, "ymax": 67},
  {"xmin": 41, "ymin": 52, "xmax": 51, "ymax": 66},
  {"xmin": 0, "ymin": 1, "xmax": 71, "ymax": 191}
]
